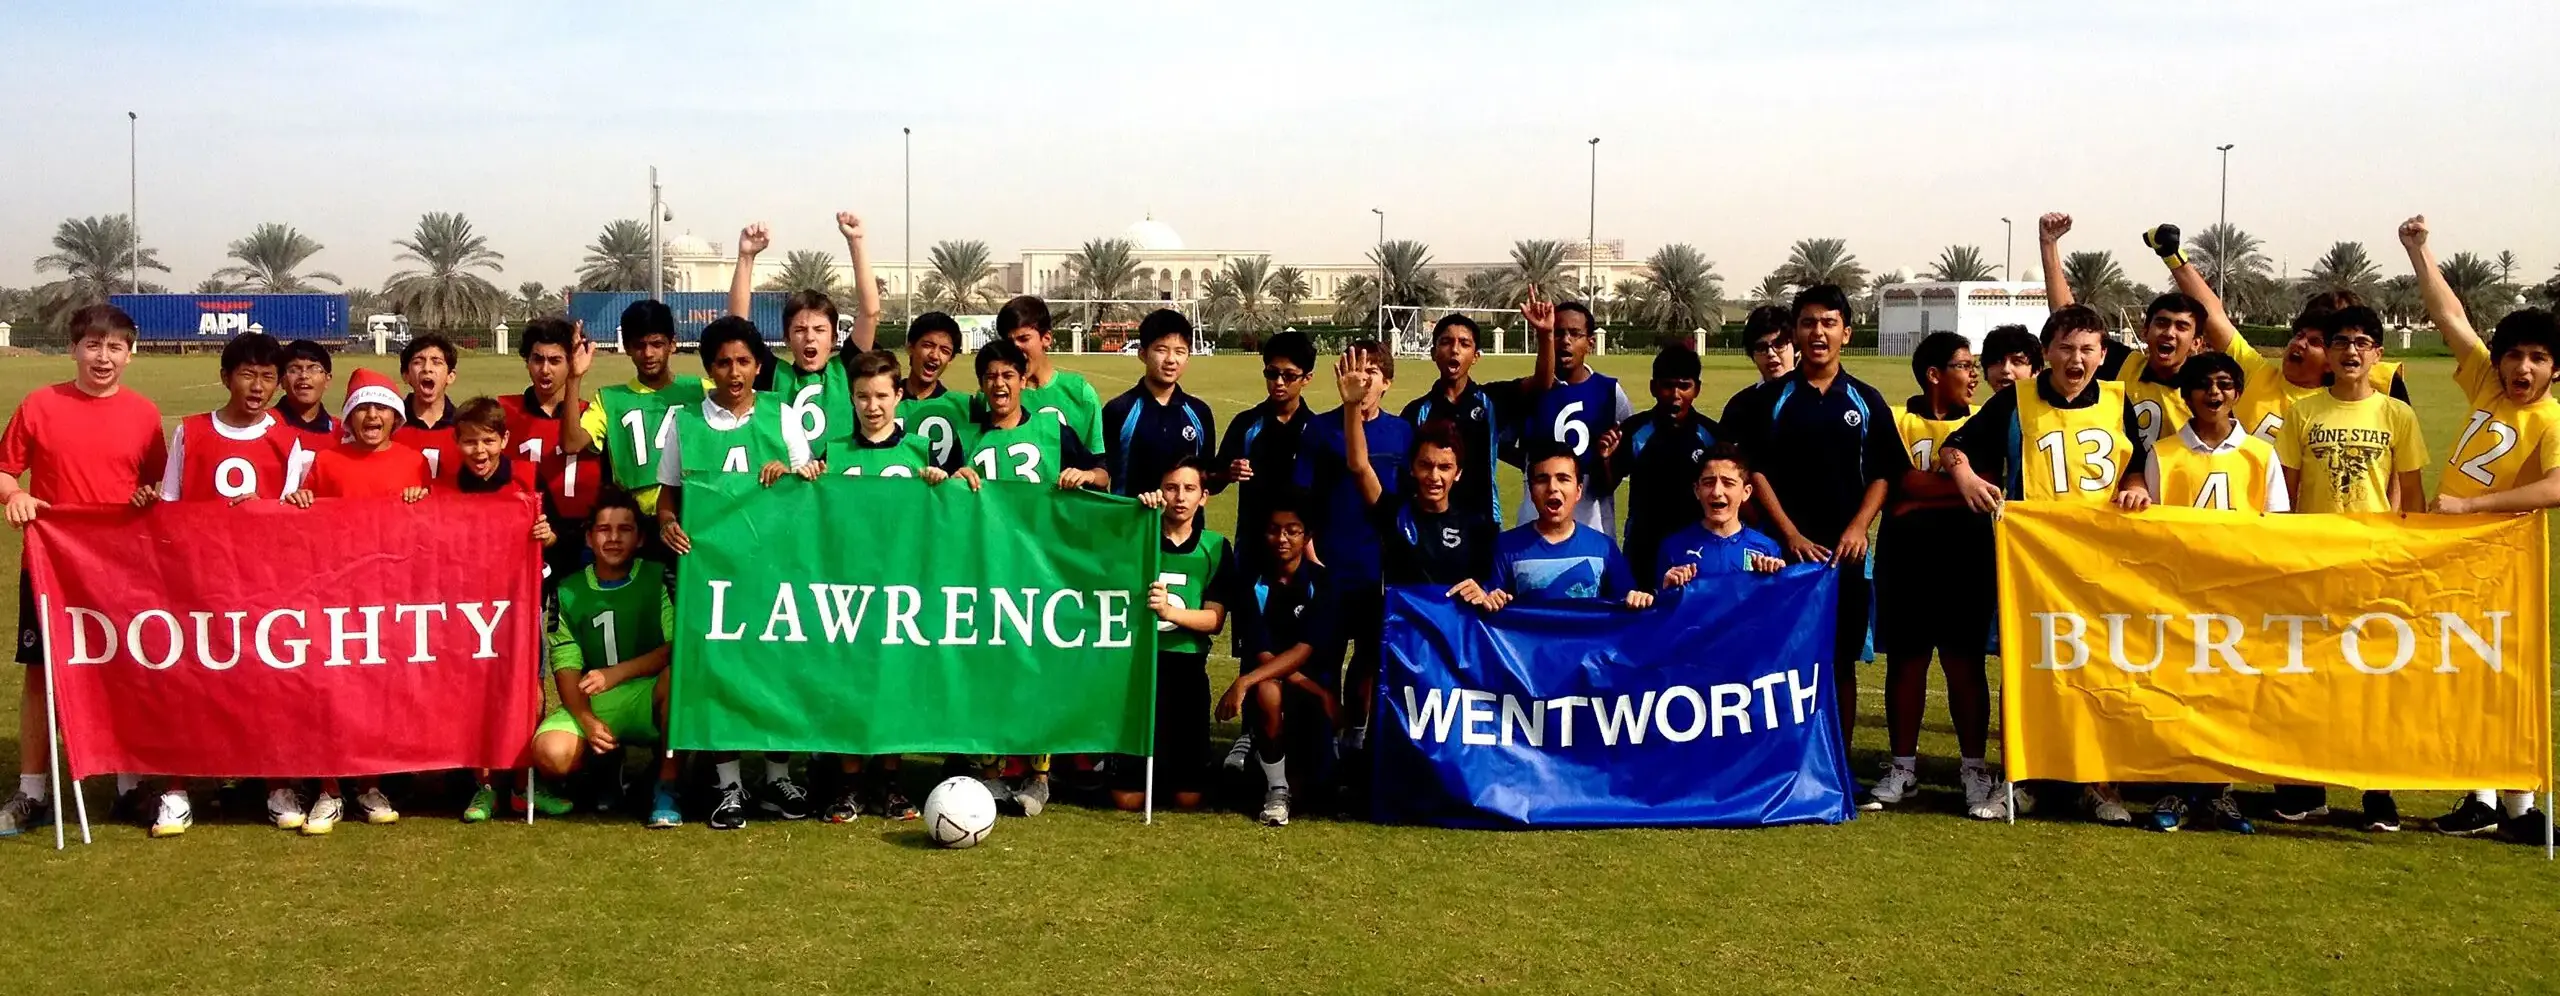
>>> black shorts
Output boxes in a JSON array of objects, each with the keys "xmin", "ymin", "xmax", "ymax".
[
  {"xmin": 13, "ymin": 567, "xmax": 37, "ymax": 666},
  {"xmin": 1340, "ymin": 588, "xmax": 1384, "ymax": 691},
  {"xmin": 1113, "ymin": 653, "xmax": 1212, "ymax": 793},
  {"xmin": 1877, "ymin": 509, "xmax": 1996, "ymax": 659}
]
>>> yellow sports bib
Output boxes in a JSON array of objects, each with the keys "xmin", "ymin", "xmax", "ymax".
[
  {"xmin": 2018, "ymin": 380, "xmax": 2131, "ymax": 503},
  {"xmin": 2120, "ymin": 376, "xmax": 2189, "ymax": 449},
  {"xmin": 1893, "ymin": 406, "xmax": 1969, "ymax": 472},
  {"xmin": 2154, "ymin": 434, "xmax": 2280, "ymax": 512},
  {"xmin": 2226, "ymin": 341, "xmax": 2400, "ymax": 445},
  {"xmin": 2438, "ymin": 343, "xmax": 2560, "ymax": 500}
]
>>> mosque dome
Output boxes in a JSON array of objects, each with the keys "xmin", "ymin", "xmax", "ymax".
[
  {"xmin": 1122, "ymin": 215, "xmax": 1185, "ymax": 251},
  {"xmin": 664, "ymin": 231, "xmax": 720, "ymax": 258}
]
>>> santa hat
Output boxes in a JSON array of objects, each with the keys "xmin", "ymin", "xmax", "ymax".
[{"xmin": 341, "ymin": 368, "xmax": 404, "ymax": 421}]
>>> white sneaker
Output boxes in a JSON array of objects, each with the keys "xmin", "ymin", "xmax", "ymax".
[
  {"xmin": 2006, "ymin": 782, "xmax": 2036, "ymax": 817},
  {"xmin": 1259, "ymin": 785, "xmax": 1291, "ymax": 826},
  {"xmin": 1222, "ymin": 734, "xmax": 1254, "ymax": 773},
  {"xmin": 2082, "ymin": 784, "xmax": 2132, "ymax": 826},
  {"xmin": 267, "ymin": 787, "xmax": 305, "ymax": 830},
  {"xmin": 303, "ymin": 793, "xmax": 342, "ymax": 836},
  {"xmin": 1960, "ymin": 767, "xmax": 2005, "ymax": 820},
  {"xmin": 355, "ymin": 787, "xmax": 399, "ymax": 825},
  {"xmin": 1862, "ymin": 766, "xmax": 1918, "ymax": 811},
  {"xmin": 149, "ymin": 791, "xmax": 192, "ymax": 838}
]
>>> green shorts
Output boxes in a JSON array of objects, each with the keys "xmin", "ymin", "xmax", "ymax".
[{"xmin": 537, "ymin": 677, "xmax": 661, "ymax": 744}]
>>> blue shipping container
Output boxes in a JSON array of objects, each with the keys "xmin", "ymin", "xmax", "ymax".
[
  {"xmin": 108, "ymin": 294, "xmax": 349, "ymax": 341},
  {"xmin": 564, "ymin": 292, "xmax": 787, "ymax": 346}
]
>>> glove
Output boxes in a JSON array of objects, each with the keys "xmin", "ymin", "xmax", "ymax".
[{"xmin": 2143, "ymin": 224, "xmax": 2185, "ymax": 270}]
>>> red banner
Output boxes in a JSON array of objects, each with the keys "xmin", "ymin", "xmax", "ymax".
[{"xmin": 28, "ymin": 496, "xmax": 544, "ymax": 778}]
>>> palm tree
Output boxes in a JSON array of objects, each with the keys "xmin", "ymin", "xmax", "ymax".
[
  {"xmin": 2190, "ymin": 223, "xmax": 2272, "ymax": 296},
  {"xmin": 35, "ymin": 214, "xmax": 168, "ymax": 324},
  {"xmin": 0, "ymin": 288, "xmax": 33, "ymax": 327},
  {"xmin": 1607, "ymin": 278, "xmax": 1652, "ymax": 326},
  {"xmin": 213, "ymin": 223, "xmax": 341, "ymax": 292},
  {"xmin": 1368, "ymin": 240, "xmax": 1446, "ymax": 331},
  {"xmin": 1201, "ymin": 256, "xmax": 1278, "ymax": 333},
  {"xmin": 1637, "ymin": 244, "xmax": 1722, "ymax": 332},
  {"xmin": 1456, "ymin": 269, "xmax": 1510, "ymax": 310},
  {"xmin": 2063, "ymin": 250, "xmax": 2139, "ymax": 324},
  {"xmin": 1061, "ymin": 237, "xmax": 1141, "ymax": 301},
  {"xmin": 2377, "ymin": 274, "xmax": 2424, "ymax": 326},
  {"xmin": 2495, "ymin": 250, "xmax": 2521, "ymax": 286},
  {"xmin": 2301, "ymin": 242, "xmax": 2381, "ymax": 301},
  {"xmin": 1265, "ymin": 265, "xmax": 1310, "ymax": 320},
  {"xmin": 926, "ymin": 240, "xmax": 1002, "ymax": 312},
  {"xmin": 577, "ymin": 219, "xmax": 669, "ymax": 292},
  {"xmin": 1750, "ymin": 271, "xmax": 1793, "ymax": 310},
  {"xmin": 2439, "ymin": 251, "xmax": 2511, "ymax": 325},
  {"xmin": 346, "ymin": 287, "xmax": 381, "ymax": 319},
  {"xmin": 192, "ymin": 277, "xmax": 234, "ymax": 293},
  {"xmin": 383, "ymin": 211, "xmax": 506, "ymax": 331},
  {"xmin": 1923, "ymin": 245, "xmax": 1996, "ymax": 282},
  {"xmin": 1503, "ymin": 239, "xmax": 1577, "ymax": 306},
  {"xmin": 513, "ymin": 281, "xmax": 558, "ymax": 321},
  {"xmin": 760, "ymin": 250, "xmax": 843, "ymax": 295},
  {"xmin": 1330, "ymin": 274, "xmax": 1378, "ymax": 327},
  {"xmin": 1780, "ymin": 238, "xmax": 1867, "ymax": 293}
]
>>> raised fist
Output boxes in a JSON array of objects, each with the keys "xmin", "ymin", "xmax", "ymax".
[
  {"xmin": 836, "ymin": 212, "xmax": 864, "ymax": 241},
  {"xmin": 2398, "ymin": 215, "xmax": 2428, "ymax": 250},
  {"xmin": 2039, "ymin": 213, "xmax": 2072, "ymax": 244},
  {"xmin": 2143, "ymin": 224, "xmax": 2182, "ymax": 260},
  {"xmin": 737, "ymin": 223, "xmax": 771, "ymax": 257}
]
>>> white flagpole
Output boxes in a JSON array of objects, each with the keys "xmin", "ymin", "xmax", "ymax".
[
  {"xmin": 525, "ymin": 767, "xmax": 535, "ymax": 826},
  {"xmin": 1143, "ymin": 756, "xmax": 1155, "ymax": 825},
  {"xmin": 39, "ymin": 594, "xmax": 64, "ymax": 850}
]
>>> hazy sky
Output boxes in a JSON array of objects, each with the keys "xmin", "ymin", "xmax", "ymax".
[{"xmin": 6, "ymin": 0, "xmax": 2555, "ymax": 294}]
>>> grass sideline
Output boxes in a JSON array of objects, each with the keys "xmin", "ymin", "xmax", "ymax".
[{"xmin": 0, "ymin": 347, "xmax": 2555, "ymax": 995}]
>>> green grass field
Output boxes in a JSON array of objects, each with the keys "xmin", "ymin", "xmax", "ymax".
[{"xmin": 2, "ymin": 347, "xmax": 2556, "ymax": 995}]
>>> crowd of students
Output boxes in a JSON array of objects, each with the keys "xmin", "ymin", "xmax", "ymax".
[{"xmin": 0, "ymin": 212, "xmax": 2553, "ymax": 843}]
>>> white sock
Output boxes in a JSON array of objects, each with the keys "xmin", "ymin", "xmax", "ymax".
[
  {"xmin": 2501, "ymin": 791, "xmax": 2536, "ymax": 817},
  {"xmin": 2471, "ymin": 789, "xmax": 2498, "ymax": 805},
  {"xmin": 714, "ymin": 761, "xmax": 742, "ymax": 788},
  {"xmin": 1891, "ymin": 756, "xmax": 1917, "ymax": 773},
  {"xmin": 116, "ymin": 773, "xmax": 142, "ymax": 794},
  {"xmin": 764, "ymin": 757, "xmax": 792, "ymax": 782},
  {"xmin": 19, "ymin": 774, "xmax": 48, "ymax": 804},
  {"xmin": 1259, "ymin": 756, "xmax": 1288, "ymax": 790},
  {"xmin": 1960, "ymin": 757, "xmax": 1987, "ymax": 772}
]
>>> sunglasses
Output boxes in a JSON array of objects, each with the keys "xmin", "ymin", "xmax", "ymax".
[{"xmin": 1262, "ymin": 368, "xmax": 1306, "ymax": 383}]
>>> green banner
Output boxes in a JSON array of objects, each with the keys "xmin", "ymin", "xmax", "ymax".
[{"xmin": 668, "ymin": 474, "xmax": 1159, "ymax": 754}]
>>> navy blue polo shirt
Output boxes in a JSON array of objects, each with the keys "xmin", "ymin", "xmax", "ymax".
[
  {"xmin": 1294, "ymin": 407, "xmax": 1414, "ymax": 588},
  {"xmin": 1212, "ymin": 400, "xmax": 1310, "ymax": 551},
  {"xmin": 1605, "ymin": 405, "xmax": 1722, "ymax": 580},
  {"xmin": 1718, "ymin": 369, "xmax": 1901, "ymax": 545},
  {"xmin": 1400, "ymin": 377, "xmax": 1529, "ymax": 526},
  {"xmin": 1101, "ymin": 382, "xmax": 1217, "ymax": 497},
  {"xmin": 1239, "ymin": 559, "xmax": 1341, "ymax": 685}
]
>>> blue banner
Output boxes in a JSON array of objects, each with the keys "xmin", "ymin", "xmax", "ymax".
[{"xmin": 1372, "ymin": 567, "xmax": 1854, "ymax": 828}]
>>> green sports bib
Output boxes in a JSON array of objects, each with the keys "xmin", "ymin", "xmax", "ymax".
[
  {"xmin": 598, "ymin": 380, "xmax": 708, "ymax": 491},
  {"xmin": 1155, "ymin": 530, "xmax": 1230, "ymax": 654},
  {"xmin": 1022, "ymin": 371, "xmax": 1105, "ymax": 457},
  {"xmin": 554, "ymin": 562, "xmax": 669, "ymax": 672},
  {"xmin": 772, "ymin": 362, "xmax": 855, "ymax": 452},
  {"xmin": 826, "ymin": 430, "xmax": 937, "ymax": 479},
  {"xmin": 963, "ymin": 415, "xmax": 1066, "ymax": 484},
  {"xmin": 674, "ymin": 393, "xmax": 792, "ymax": 481},
  {"xmin": 897, "ymin": 389, "xmax": 974, "ymax": 470}
]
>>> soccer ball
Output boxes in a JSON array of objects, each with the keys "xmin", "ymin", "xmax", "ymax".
[{"xmin": 923, "ymin": 776, "xmax": 998, "ymax": 849}]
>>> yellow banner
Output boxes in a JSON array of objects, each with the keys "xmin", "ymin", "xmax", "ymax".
[{"xmin": 1998, "ymin": 503, "xmax": 2550, "ymax": 789}]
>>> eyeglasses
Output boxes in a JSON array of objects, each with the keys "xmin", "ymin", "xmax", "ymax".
[
  {"xmin": 1262, "ymin": 368, "xmax": 1306, "ymax": 383},
  {"xmin": 1746, "ymin": 342, "xmax": 1789, "ymax": 356},
  {"xmin": 1940, "ymin": 360, "xmax": 1980, "ymax": 372},
  {"xmin": 2327, "ymin": 336, "xmax": 2380, "ymax": 351}
]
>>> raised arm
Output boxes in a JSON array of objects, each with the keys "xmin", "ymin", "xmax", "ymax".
[
  {"xmin": 1337, "ymin": 354, "xmax": 1386, "ymax": 506},
  {"xmin": 559, "ymin": 323, "xmax": 599, "ymax": 455},
  {"xmin": 2398, "ymin": 215, "xmax": 2483, "ymax": 355},
  {"xmin": 2039, "ymin": 212, "xmax": 2074, "ymax": 311},
  {"xmin": 729, "ymin": 223, "xmax": 770, "ymax": 319},
  {"xmin": 1520, "ymin": 287, "xmax": 1558, "ymax": 398},
  {"xmin": 838, "ymin": 212, "xmax": 880, "ymax": 352},
  {"xmin": 2149, "ymin": 224, "xmax": 2241, "ymax": 352}
]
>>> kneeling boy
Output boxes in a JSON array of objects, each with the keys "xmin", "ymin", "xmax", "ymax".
[
  {"xmin": 1654, "ymin": 442, "xmax": 1786, "ymax": 589},
  {"xmin": 531, "ymin": 491, "xmax": 683, "ymax": 826},
  {"xmin": 1479, "ymin": 447, "xmax": 1652, "ymax": 611},
  {"xmin": 1224, "ymin": 503, "xmax": 1340, "ymax": 826}
]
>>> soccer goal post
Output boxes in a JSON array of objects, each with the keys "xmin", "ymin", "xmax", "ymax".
[
  {"xmin": 1376, "ymin": 305, "xmax": 1530, "ymax": 357},
  {"xmin": 1042, "ymin": 298, "xmax": 1207, "ymax": 354}
]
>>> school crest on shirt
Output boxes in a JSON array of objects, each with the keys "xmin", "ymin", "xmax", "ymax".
[
  {"xmin": 1180, "ymin": 425, "xmax": 1198, "ymax": 441},
  {"xmin": 1843, "ymin": 410, "xmax": 1864, "ymax": 428}
]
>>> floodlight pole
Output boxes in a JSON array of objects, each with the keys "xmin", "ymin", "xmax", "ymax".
[
  {"xmin": 2001, "ymin": 217, "xmax": 2013, "ymax": 282},
  {"xmin": 904, "ymin": 127, "xmax": 914, "ymax": 324},
  {"xmin": 649, "ymin": 166, "xmax": 665, "ymax": 303},
  {"xmin": 1371, "ymin": 207, "xmax": 1385, "ymax": 339},
  {"xmin": 128, "ymin": 112, "xmax": 139, "ymax": 293},
  {"xmin": 1587, "ymin": 137, "xmax": 1599, "ymax": 301},
  {"xmin": 2214, "ymin": 144, "xmax": 2235, "ymax": 301}
]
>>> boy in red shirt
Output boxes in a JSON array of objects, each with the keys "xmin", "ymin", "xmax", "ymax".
[
  {"xmin": 393, "ymin": 333, "xmax": 461, "ymax": 485},
  {"xmin": 282, "ymin": 366, "xmax": 428, "ymax": 833},
  {"xmin": 0, "ymin": 304, "xmax": 169, "ymax": 837},
  {"xmin": 447, "ymin": 396, "xmax": 558, "ymax": 822},
  {"xmin": 496, "ymin": 318, "xmax": 600, "ymax": 586}
]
